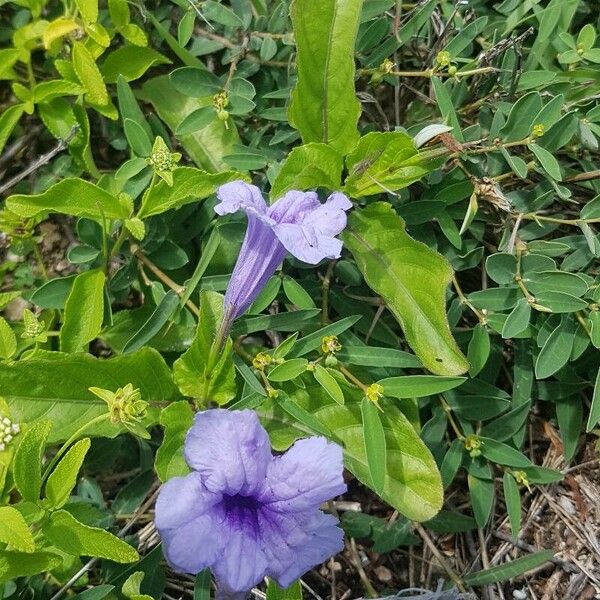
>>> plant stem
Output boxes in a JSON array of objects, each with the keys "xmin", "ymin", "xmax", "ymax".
[
  {"xmin": 133, "ymin": 248, "xmax": 200, "ymax": 316},
  {"xmin": 41, "ymin": 413, "xmax": 110, "ymax": 484},
  {"xmin": 414, "ymin": 522, "xmax": 467, "ymax": 592},
  {"xmin": 452, "ymin": 273, "xmax": 486, "ymax": 324},
  {"xmin": 338, "ymin": 365, "xmax": 369, "ymax": 393},
  {"xmin": 321, "ymin": 260, "xmax": 337, "ymax": 325}
]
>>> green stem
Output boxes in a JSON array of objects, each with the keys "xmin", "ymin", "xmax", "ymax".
[{"xmin": 41, "ymin": 413, "xmax": 110, "ymax": 483}]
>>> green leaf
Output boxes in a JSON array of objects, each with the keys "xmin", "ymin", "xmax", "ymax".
[
  {"xmin": 463, "ymin": 550, "xmax": 554, "ymax": 586},
  {"xmin": 500, "ymin": 91, "xmax": 542, "ymax": 142},
  {"xmin": 1, "ymin": 348, "xmax": 178, "ymax": 443},
  {"xmin": 194, "ymin": 570, "xmax": 211, "ymax": 600},
  {"xmin": 586, "ymin": 367, "xmax": 600, "ymax": 432},
  {"xmin": 556, "ymin": 395, "xmax": 582, "ymax": 462},
  {"xmin": 123, "ymin": 291, "xmax": 180, "ymax": 354},
  {"xmin": 0, "ymin": 507, "xmax": 35, "ymax": 553},
  {"xmin": 430, "ymin": 77, "xmax": 462, "ymax": 141},
  {"xmin": 6, "ymin": 178, "xmax": 129, "ymax": 221},
  {"xmin": 155, "ymin": 401, "xmax": 194, "ymax": 482},
  {"xmin": 261, "ymin": 378, "xmax": 443, "ymax": 522},
  {"xmin": 60, "ymin": 270, "xmax": 105, "ymax": 353},
  {"xmin": 468, "ymin": 473, "xmax": 494, "ymax": 527},
  {"xmin": 360, "ymin": 397, "xmax": 386, "ymax": 494},
  {"xmin": 529, "ymin": 143, "xmax": 562, "ymax": 180},
  {"xmin": 75, "ymin": 0, "xmax": 98, "ymax": 23},
  {"xmin": 0, "ymin": 104, "xmax": 24, "ymax": 155},
  {"xmin": 117, "ymin": 76, "xmax": 153, "ymax": 144},
  {"xmin": 124, "ymin": 118, "xmax": 152, "ymax": 157},
  {"xmin": 288, "ymin": 315, "xmax": 360, "ymax": 357},
  {"xmin": 72, "ymin": 41, "xmax": 108, "ymax": 106},
  {"xmin": 288, "ymin": 0, "xmax": 361, "ymax": 153},
  {"xmin": 170, "ymin": 68, "xmax": 221, "ymax": 97},
  {"xmin": 14, "ymin": 420, "xmax": 52, "ymax": 502},
  {"xmin": 270, "ymin": 143, "xmax": 343, "ymax": 199},
  {"xmin": 101, "ymin": 46, "xmax": 170, "ymax": 84},
  {"xmin": 378, "ymin": 375, "xmax": 466, "ymax": 398},
  {"xmin": 202, "ymin": 0, "xmax": 244, "ymax": 26},
  {"xmin": 0, "ymin": 316, "xmax": 17, "ymax": 360},
  {"xmin": 141, "ymin": 76, "xmax": 239, "ymax": 172},
  {"xmin": 535, "ymin": 317, "xmax": 575, "ymax": 379},
  {"xmin": 138, "ymin": 167, "xmax": 245, "ymax": 218},
  {"xmin": 467, "ymin": 324, "xmax": 490, "ymax": 377},
  {"xmin": 503, "ymin": 472, "xmax": 521, "ymax": 536},
  {"xmin": 479, "ymin": 437, "xmax": 532, "ymax": 468},
  {"xmin": 343, "ymin": 132, "xmax": 443, "ymax": 198},
  {"xmin": 268, "ymin": 358, "xmax": 309, "ymax": 382},
  {"xmin": 45, "ymin": 438, "xmax": 91, "ymax": 508},
  {"xmin": 343, "ymin": 203, "xmax": 468, "ymax": 375},
  {"xmin": 173, "ymin": 291, "xmax": 236, "ymax": 406},
  {"xmin": 534, "ymin": 290, "xmax": 588, "ymax": 313},
  {"xmin": 502, "ymin": 298, "xmax": 532, "ymax": 339},
  {"xmin": 313, "ymin": 365, "xmax": 344, "ymax": 404},
  {"xmin": 266, "ymin": 579, "xmax": 302, "ymax": 600},
  {"xmin": 282, "ymin": 276, "xmax": 316, "ymax": 309},
  {"xmin": 175, "ymin": 107, "xmax": 216, "ymax": 135},
  {"xmin": 43, "ymin": 510, "xmax": 138, "ymax": 563},
  {"xmin": 122, "ymin": 571, "xmax": 154, "ymax": 600},
  {"xmin": 337, "ymin": 346, "xmax": 420, "ymax": 368},
  {"xmin": 0, "ymin": 551, "xmax": 62, "ymax": 582}
]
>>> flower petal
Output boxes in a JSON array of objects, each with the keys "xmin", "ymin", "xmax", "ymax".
[
  {"xmin": 154, "ymin": 471, "xmax": 220, "ymax": 530},
  {"xmin": 215, "ymin": 181, "xmax": 268, "ymax": 218},
  {"xmin": 155, "ymin": 472, "xmax": 225, "ymax": 574},
  {"xmin": 271, "ymin": 223, "xmax": 343, "ymax": 264},
  {"xmin": 268, "ymin": 190, "xmax": 320, "ymax": 224},
  {"xmin": 223, "ymin": 216, "xmax": 287, "ymax": 320},
  {"xmin": 262, "ymin": 510, "xmax": 344, "ymax": 588},
  {"xmin": 271, "ymin": 192, "xmax": 351, "ymax": 264},
  {"xmin": 261, "ymin": 437, "xmax": 346, "ymax": 511},
  {"xmin": 160, "ymin": 510, "xmax": 225, "ymax": 574},
  {"xmin": 212, "ymin": 513, "xmax": 269, "ymax": 593},
  {"xmin": 185, "ymin": 409, "xmax": 272, "ymax": 496}
]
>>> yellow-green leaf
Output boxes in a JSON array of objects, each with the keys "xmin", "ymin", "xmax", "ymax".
[
  {"xmin": 43, "ymin": 510, "xmax": 139, "ymax": 563},
  {"xmin": 72, "ymin": 41, "xmax": 108, "ymax": 105}
]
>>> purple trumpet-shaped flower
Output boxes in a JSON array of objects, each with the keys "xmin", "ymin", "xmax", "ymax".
[
  {"xmin": 215, "ymin": 182, "xmax": 352, "ymax": 325},
  {"xmin": 155, "ymin": 409, "xmax": 347, "ymax": 596}
]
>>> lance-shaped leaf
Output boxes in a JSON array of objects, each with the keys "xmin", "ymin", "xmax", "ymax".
[
  {"xmin": 260, "ymin": 378, "xmax": 443, "ymax": 522},
  {"xmin": 288, "ymin": 0, "xmax": 362, "ymax": 153},
  {"xmin": 342, "ymin": 202, "xmax": 468, "ymax": 376},
  {"xmin": 344, "ymin": 132, "xmax": 445, "ymax": 198}
]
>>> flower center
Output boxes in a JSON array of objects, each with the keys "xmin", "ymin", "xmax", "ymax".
[{"xmin": 221, "ymin": 494, "xmax": 263, "ymax": 535}]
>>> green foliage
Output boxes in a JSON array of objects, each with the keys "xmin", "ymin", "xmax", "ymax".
[
  {"xmin": 173, "ymin": 291, "xmax": 236, "ymax": 406},
  {"xmin": 343, "ymin": 203, "xmax": 469, "ymax": 376},
  {"xmin": 1, "ymin": 0, "xmax": 600, "ymax": 594},
  {"xmin": 289, "ymin": 0, "xmax": 362, "ymax": 153}
]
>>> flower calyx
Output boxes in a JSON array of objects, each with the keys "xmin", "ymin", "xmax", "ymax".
[
  {"xmin": 146, "ymin": 136, "xmax": 181, "ymax": 186},
  {"xmin": 89, "ymin": 383, "xmax": 149, "ymax": 439}
]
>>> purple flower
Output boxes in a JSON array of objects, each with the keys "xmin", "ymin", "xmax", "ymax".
[
  {"xmin": 214, "ymin": 182, "xmax": 352, "ymax": 324},
  {"xmin": 154, "ymin": 409, "xmax": 347, "ymax": 595}
]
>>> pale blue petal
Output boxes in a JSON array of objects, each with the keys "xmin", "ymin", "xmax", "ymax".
[
  {"xmin": 268, "ymin": 190, "xmax": 319, "ymax": 224},
  {"xmin": 184, "ymin": 410, "xmax": 272, "ymax": 496},
  {"xmin": 261, "ymin": 437, "xmax": 346, "ymax": 511},
  {"xmin": 215, "ymin": 181, "xmax": 268, "ymax": 218},
  {"xmin": 261, "ymin": 510, "xmax": 344, "ymax": 588}
]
